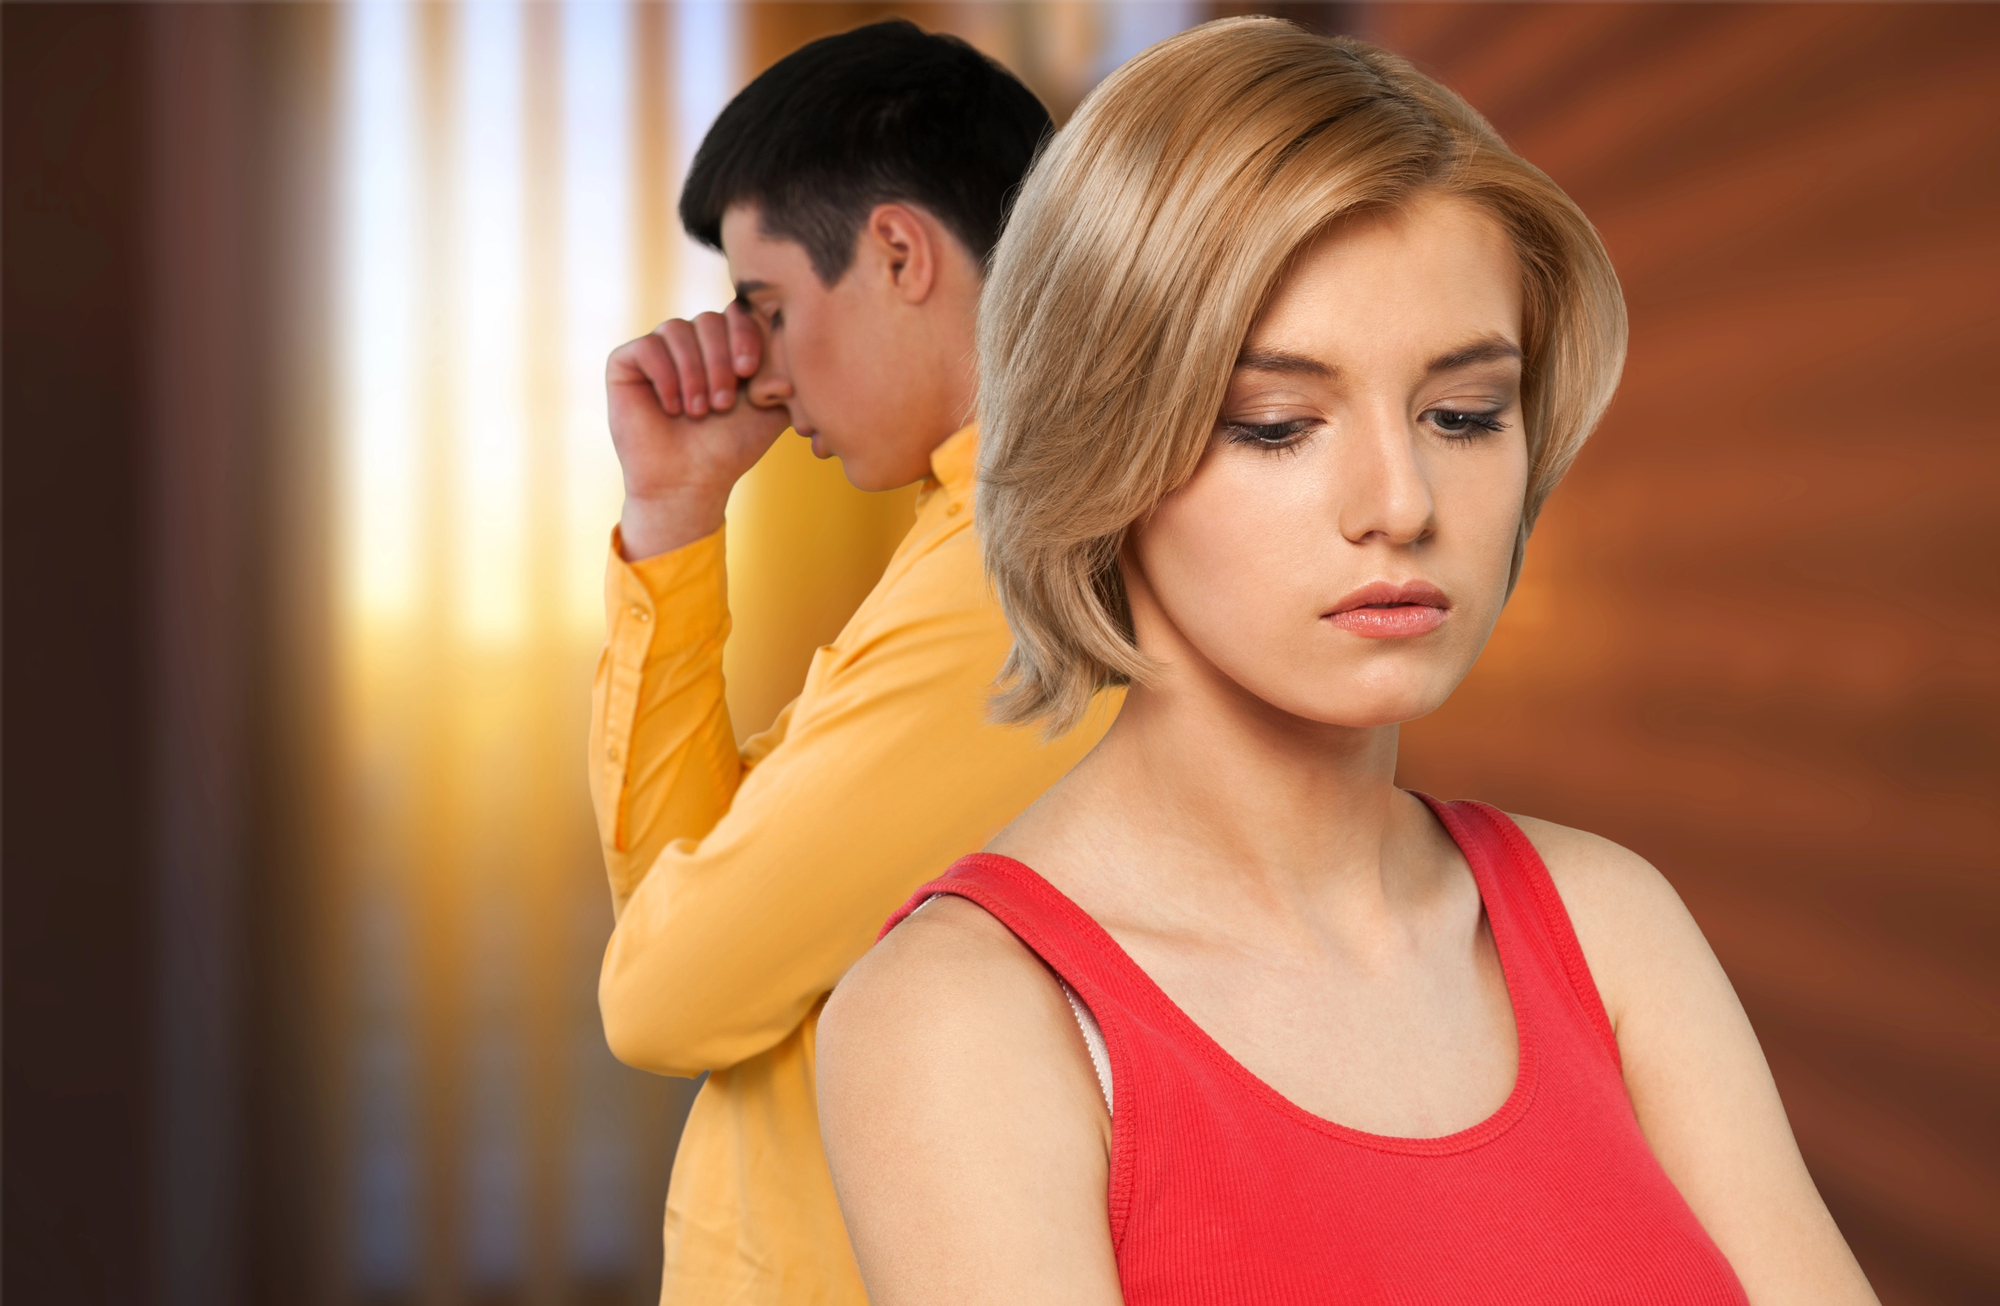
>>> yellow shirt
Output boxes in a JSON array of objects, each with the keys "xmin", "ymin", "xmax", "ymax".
[{"xmin": 590, "ymin": 425, "xmax": 1113, "ymax": 1304}]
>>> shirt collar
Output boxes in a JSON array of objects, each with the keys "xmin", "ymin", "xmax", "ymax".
[{"xmin": 924, "ymin": 423, "xmax": 979, "ymax": 510}]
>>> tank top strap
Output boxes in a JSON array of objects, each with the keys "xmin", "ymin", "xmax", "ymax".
[
  {"xmin": 881, "ymin": 853, "xmax": 1138, "ymax": 1016},
  {"xmin": 1414, "ymin": 794, "xmax": 1621, "ymax": 1071},
  {"xmin": 882, "ymin": 852, "xmax": 1151, "ymax": 1237}
]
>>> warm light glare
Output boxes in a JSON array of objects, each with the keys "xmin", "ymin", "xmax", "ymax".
[
  {"xmin": 675, "ymin": 1, "xmax": 736, "ymax": 322},
  {"xmin": 562, "ymin": 1, "xmax": 635, "ymax": 637},
  {"xmin": 340, "ymin": 0, "xmax": 420, "ymax": 630},
  {"xmin": 335, "ymin": 1, "xmax": 707, "ymax": 1288},
  {"xmin": 457, "ymin": 0, "xmax": 531, "ymax": 645}
]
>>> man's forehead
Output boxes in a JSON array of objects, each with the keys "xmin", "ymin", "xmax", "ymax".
[
  {"xmin": 720, "ymin": 203, "xmax": 809, "ymax": 289},
  {"xmin": 718, "ymin": 200, "xmax": 764, "ymax": 246}
]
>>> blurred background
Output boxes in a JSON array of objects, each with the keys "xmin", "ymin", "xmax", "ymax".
[{"xmin": 3, "ymin": 2, "xmax": 1994, "ymax": 1304}]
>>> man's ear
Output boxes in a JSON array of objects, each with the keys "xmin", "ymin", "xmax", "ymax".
[{"xmin": 862, "ymin": 203, "xmax": 938, "ymax": 305}]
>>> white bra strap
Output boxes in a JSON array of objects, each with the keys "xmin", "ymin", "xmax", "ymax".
[
  {"xmin": 1058, "ymin": 977, "xmax": 1114, "ymax": 1114},
  {"xmin": 912, "ymin": 894, "xmax": 1113, "ymax": 1114}
]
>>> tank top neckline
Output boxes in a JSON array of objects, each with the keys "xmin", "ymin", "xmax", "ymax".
[{"xmin": 955, "ymin": 791, "xmax": 1540, "ymax": 1157}]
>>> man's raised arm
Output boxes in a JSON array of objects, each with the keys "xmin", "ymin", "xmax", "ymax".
[
  {"xmin": 594, "ymin": 510, "xmax": 1100, "ymax": 1076},
  {"xmin": 589, "ymin": 300, "xmax": 787, "ymax": 910},
  {"xmin": 589, "ymin": 524, "xmax": 742, "ymax": 916}
]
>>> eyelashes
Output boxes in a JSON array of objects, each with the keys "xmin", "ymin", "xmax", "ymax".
[
  {"xmin": 1425, "ymin": 408, "xmax": 1508, "ymax": 438},
  {"xmin": 1221, "ymin": 409, "xmax": 1510, "ymax": 452},
  {"xmin": 1222, "ymin": 419, "xmax": 1317, "ymax": 452}
]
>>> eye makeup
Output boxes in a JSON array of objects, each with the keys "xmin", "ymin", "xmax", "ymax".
[{"xmin": 1221, "ymin": 418, "xmax": 1318, "ymax": 453}]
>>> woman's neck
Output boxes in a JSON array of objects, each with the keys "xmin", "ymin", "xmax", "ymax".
[{"xmin": 1004, "ymin": 668, "xmax": 1441, "ymax": 927}]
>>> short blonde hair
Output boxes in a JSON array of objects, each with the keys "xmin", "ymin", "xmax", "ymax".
[{"xmin": 977, "ymin": 19, "xmax": 1627, "ymax": 733}]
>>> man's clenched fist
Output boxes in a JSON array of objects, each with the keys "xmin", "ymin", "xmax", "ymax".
[{"xmin": 606, "ymin": 299, "xmax": 793, "ymax": 559}]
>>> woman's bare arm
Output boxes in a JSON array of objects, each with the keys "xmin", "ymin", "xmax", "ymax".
[
  {"xmin": 1518, "ymin": 816, "xmax": 1878, "ymax": 1306},
  {"xmin": 816, "ymin": 896, "xmax": 1123, "ymax": 1306}
]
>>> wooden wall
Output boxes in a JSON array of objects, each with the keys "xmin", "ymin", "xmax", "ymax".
[{"xmin": 1368, "ymin": 6, "xmax": 2000, "ymax": 1302}]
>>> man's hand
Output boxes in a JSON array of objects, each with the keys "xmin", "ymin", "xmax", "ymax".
[{"xmin": 607, "ymin": 301, "xmax": 792, "ymax": 559}]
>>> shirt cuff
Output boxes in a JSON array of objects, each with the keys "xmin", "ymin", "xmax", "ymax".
[
  {"xmin": 597, "ymin": 525, "xmax": 730, "ymax": 852},
  {"xmin": 604, "ymin": 524, "xmax": 729, "ymax": 669}
]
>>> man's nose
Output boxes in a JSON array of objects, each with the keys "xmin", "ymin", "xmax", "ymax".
[{"xmin": 746, "ymin": 341, "xmax": 792, "ymax": 409}]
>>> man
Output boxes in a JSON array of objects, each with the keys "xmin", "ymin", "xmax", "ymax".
[{"xmin": 589, "ymin": 21, "xmax": 1113, "ymax": 1304}]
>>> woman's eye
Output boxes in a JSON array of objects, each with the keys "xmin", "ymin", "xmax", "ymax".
[
  {"xmin": 1223, "ymin": 418, "xmax": 1315, "ymax": 449},
  {"xmin": 1426, "ymin": 408, "xmax": 1506, "ymax": 438}
]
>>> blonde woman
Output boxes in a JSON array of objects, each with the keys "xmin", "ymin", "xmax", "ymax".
[{"xmin": 816, "ymin": 21, "xmax": 1878, "ymax": 1306}]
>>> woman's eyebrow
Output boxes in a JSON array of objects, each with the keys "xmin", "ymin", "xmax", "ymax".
[
  {"xmin": 1427, "ymin": 337, "xmax": 1522, "ymax": 374},
  {"xmin": 1235, "ymin": 339, "xmax": 1521, "ymax": 378},
  {"xmin": 1235, "ymin": 348, "xmax": 1334, "ymax": 377}
]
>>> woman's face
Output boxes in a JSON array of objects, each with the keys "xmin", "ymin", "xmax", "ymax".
[{"xmin": 1125, "ymin": 193, "xmax": 1529, "ymax": 729}]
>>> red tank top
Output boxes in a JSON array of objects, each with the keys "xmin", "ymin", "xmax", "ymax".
[{"xmin": 880, "ymin": 795, "xmax": 1748, "ymax": 1304}]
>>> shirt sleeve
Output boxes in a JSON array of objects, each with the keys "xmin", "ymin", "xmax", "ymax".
[
  {"xmin": 588, "ymin": 526, "xmax": 766, "ymax": 916},
  {"xmin": 595, "ymin": 517, "xmax": 1106, "ymax": 1078}
]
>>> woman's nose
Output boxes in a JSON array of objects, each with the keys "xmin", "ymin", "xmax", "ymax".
[{"xmin": 1337, "ymin": 417, "xmax": 1436, "ymax": 546}]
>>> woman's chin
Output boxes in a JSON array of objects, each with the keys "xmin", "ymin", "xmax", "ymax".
[
  {"xmin": 1258, "ymin": 685, "xmax": 1452, "ymax": 731},
  {"xmin": 1187, "ymin": 645, "xmax": 1471, "ymax": 730}
]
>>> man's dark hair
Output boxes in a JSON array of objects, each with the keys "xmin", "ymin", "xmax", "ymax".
[{"xmin": 680, "ymin": 20, "xmax": 1053, "ymax": 285}]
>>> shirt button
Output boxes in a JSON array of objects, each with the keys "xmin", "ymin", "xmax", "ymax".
[{"xmin": 630, "ymin": 605, "xmax": 650, "ymax": 622}]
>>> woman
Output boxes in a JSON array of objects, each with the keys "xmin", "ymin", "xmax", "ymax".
[{"xmin": 816, "ymin": 20, "xmax": 1878, "ymax": 1305}]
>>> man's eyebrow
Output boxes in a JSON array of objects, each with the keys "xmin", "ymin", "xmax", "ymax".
[
  {"xmin": 1428, "ymin": 337, "xmax": 1522, "ymax": 374},
  {"xmin": 733, "ymin": 280, "xmax": 771, "ymax": 303},
  {"xmin": 1234, "ymin": 348, "xmax": 1334, "ymax": 378}
]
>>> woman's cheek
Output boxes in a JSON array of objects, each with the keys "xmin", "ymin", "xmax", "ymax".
[{"xmin": 1168, "ymin": 495, "xmax": 1311, "ymax": 652}]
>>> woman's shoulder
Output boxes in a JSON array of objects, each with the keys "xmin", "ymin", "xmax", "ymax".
[
  {"xmin": 816, "ymin": 893, "xmax": 1115, "ymax": 1277},
  {"xmin": 819, "ymin": 894, "xmax": 1104, "ymax": 1115},
  {"xmin": 1500, "ymin": 812, "xmax": 1716, "ymax": 1033},
  {"xmin": 1504, "ymin": 813, "xmax": 1675, "ymax": 907},
  {"xmin": 827, "ymin": 894, "xmax": 1063, "ymax": 1040},
  {"xmin": 816, "ymin": 893, "xmax": 1123, "ymax": 1301}
]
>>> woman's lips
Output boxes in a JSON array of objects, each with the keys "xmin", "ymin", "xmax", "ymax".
[
  {"xmin": 1323, "ymin": 580, "xmax": 1451, "ymax": 639},
  {"xmin": 1327, "ymin": 605, "xmax": 1447, "ymax": 637}
]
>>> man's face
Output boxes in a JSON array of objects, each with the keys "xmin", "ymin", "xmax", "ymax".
[{"xmin": 721, "ymin": 204, "xmax": 947, "ymax": 491}]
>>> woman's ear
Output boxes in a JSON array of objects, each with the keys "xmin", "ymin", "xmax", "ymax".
[{"xmin": 863, "ymin": 203, "xmax": 938, "ymax": 305}]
